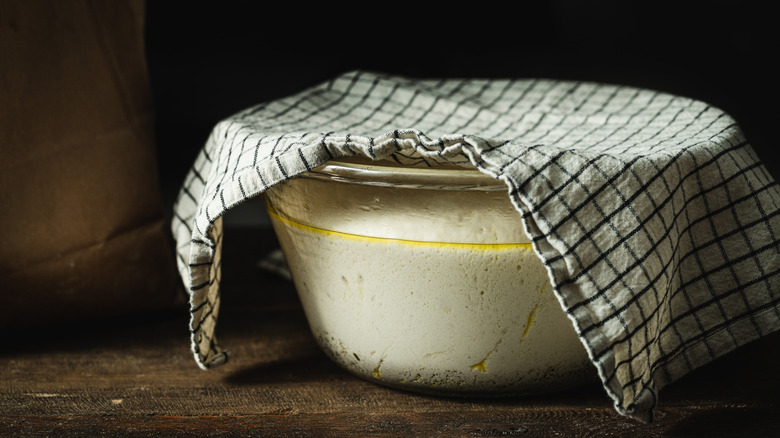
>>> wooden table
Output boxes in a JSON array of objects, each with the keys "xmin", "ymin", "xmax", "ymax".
[{"xmin": 2, "ymin": 227, "xmax": 779, "ymax": 437}]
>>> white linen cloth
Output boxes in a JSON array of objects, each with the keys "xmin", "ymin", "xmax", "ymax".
[{"xmin": 172, "ymin": 70, "xmax": 780, "ymax": 422}]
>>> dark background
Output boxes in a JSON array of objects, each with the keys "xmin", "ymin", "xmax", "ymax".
[{"xmin": 144, "ymin": 2, "xmax": 776, "ymax": 224}]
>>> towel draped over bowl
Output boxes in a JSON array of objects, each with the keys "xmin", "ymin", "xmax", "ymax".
[{"xmin": 172, "ymin": 70, "xmax": 780, "ymax": 422}]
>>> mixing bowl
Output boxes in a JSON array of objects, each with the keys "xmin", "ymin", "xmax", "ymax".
[{"xmin": 263, "ymin": 156, "xmax": 594, "ymax": 396}]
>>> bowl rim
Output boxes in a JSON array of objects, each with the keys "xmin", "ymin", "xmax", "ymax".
[{"xmin": 302, "ymin": 156, "xmax": 506, "ymax": 191}]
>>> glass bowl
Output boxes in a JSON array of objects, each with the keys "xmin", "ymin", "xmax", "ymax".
[{"xmin": 263, "ymin": 156, "xmax": 594, "ymax": 396}]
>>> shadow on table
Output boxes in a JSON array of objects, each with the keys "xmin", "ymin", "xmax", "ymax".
[
  {"xmin": 666, "ymin": 407, "xmax": 780, "ymax": 437},
  {"xmin": 1, "ymin": 306, "xmax": 189, "ymax": 357},
  {"xmin": 223, "ymin": 350, "xmax": 348, "ymax": 386}
]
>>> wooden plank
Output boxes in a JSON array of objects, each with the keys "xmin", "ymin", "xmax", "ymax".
[{"xmin": 3, "ymin": 407, "xmax": 779, "ymax": 437}]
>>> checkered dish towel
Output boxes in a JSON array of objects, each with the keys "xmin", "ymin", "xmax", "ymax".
[{"xmin": 172, "ymin": 70, "xmax": 780, "ymax": 422}]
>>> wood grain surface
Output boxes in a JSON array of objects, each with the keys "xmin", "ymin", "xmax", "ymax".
[{"xmin": 2, "ymin": 227, "xmax": 778, "ymax": 437}]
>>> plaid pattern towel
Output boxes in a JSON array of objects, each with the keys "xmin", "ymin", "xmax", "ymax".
[{"xmin": 172, "ymin": 70, "xmax": 780, "ymax": 422}]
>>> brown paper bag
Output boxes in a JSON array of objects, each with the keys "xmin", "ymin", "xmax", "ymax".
[{"xmin": 0, "ymin": 0, "xmax": 182, "ymax": 326}]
